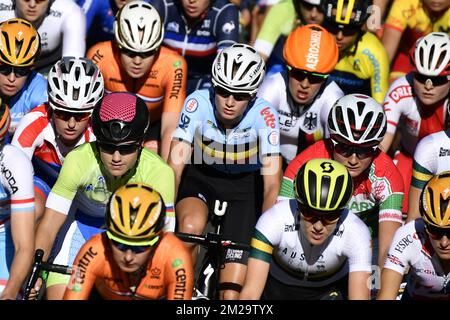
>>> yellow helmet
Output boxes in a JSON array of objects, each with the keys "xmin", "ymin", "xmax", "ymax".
[
  {"xmin": 419, "ymin": 172, "xmax": 450, "ymax": 228},
  {"xmin": 0, "ymin": 18, "xmax": 40, "ymax": 67},
  {"xmin": 106, "ymin": 183, "xmax": 166, "ymax": 246},
  {"xmin": 294, "ymin": 158, "xmax": 353, "ymax": 212}
]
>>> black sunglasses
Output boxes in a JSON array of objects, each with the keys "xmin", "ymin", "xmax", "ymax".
[
  {"xmin": 97, "ymin": 142, "xmax": 141, "ymax": 155},
  {"xmin": 414, "ymin": 73, "xmax": 449, "ymax": 87},
  {"xmin": 331, "ymin": 139, "xmax": 377, "ymax": 159},
  {"xmin": 425, "ymin": 225, "xmax": 450, "ymax": 240},
  {"xmin": 214, "ymin": 86, "xmax": 253, "ymax": 101},
  {"xmin": 300, "ymin": 2, "xmax": 323, "ymax": 12},
  {"xmin": 111, "ymin": 240, "xmax": 152, "ymax": 254},
  {"xmin": 53, "ymin": 109, "xmax": 91, "ymax": 122},
  {"xmin": 0, "ymin": 64, "xmax": 31, "ymax": 77},
  {"xmin": 323, "ymin": 21, "xmax": 361, "ymax": 37},
  {"xmin": 119, "ymin": 47, "xmax": 156, "ymax": 59},
  {"xmin": 288, "ymin": 67, "xmax": 328, "ymax": 84},
  {"xmin": 299, "ymin": 204, "xmax": 342, "ymax": 225}
]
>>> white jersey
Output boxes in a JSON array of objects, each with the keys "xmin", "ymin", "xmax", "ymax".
[
  {"xmin": 0, "ymin": 0, "xmax": 86, "ymax": 61},
  {"xmin": 411, "ymin": 130, "xmax": 450, "ymax": 191},
  {"xmin": 257, "ymin": 71, "xmax": 344, "ymax": 162},
  {"xmin": 384, "ymin": 219, "xmax": 450, "ymax": 299},
  {"xmin": 250, "ymin": 199, "xmax": 372, "ymax": 287},
  {"xmin": 383, "ymin": 73, "xmax": 449, "ymax": 156}
]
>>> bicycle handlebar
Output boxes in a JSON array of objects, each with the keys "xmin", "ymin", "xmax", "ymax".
[
  {"xmin": 23, "ymin": 249, "xmax": 73, "ymax": 300},
  {"xmin": 175, "ymin": 232, "xmax": 251, "ymax": 251}
]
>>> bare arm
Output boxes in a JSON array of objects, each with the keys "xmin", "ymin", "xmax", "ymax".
[
  {"xmin": 168, "ymin": 140, "xmax": 192, "ymax": 195},
  {"xmin": 378, "ymin": 221, "xmax": 402, "ymax": 269},
  {"xmin": 379, "ymin": 132, "xmax": 395, "ymax": 154},
  {"xmin": 35, "ymin": 208, "xmax": 68, "ymax": 261},
  {"xmin": 377, "ymin": 268, "xmax": 404, "ymax": 300},
  {"xmin": 0, "ymin": 212, "xmax": 35, "ymax": 299},
  {"xmin": 406, "ymin": 185, "xmax": 422, "ymax": 223},
  {"xmin": 239, "ymin": 257, "xmax": 270, "ymax": 300},
  {"xmin": 348, "ymin": 271, "xmax": 371, "ymax": 300},
  {"xmin": 261, "ymin": 155, "xmax": 282, "ymax": 212},
  {"xmin": 160, "ymin": 112, "xmax": 181, "ymax": 161},
  {"xmin": 381, "ymin": 27, "xmax": 403, "ymax": 64}
]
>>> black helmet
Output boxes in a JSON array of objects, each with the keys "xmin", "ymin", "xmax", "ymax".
[
  {"xmin": 322, "ymin": 0, "xmax": 372, "ymax": 27},
  {"xmin": 92, "ymin": 92, "xmax": 149, "ymax": 144}
]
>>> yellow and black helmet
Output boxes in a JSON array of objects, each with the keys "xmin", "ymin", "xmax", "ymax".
[
  {"xmin": 106, "ymin": 183, "xmax": 166, "ymax": 246},
  {"xmin": 0, "ymin": 18, "xmax": 40, "ymax": 67},
  {"xmin": 294, "ymin": 158, "xmax": 353, "ymax": 212},
  {"xmin": 419, "ymin": 172, "xmax": 450, "ymax": 228}
]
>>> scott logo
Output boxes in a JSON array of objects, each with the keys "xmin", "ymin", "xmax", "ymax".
[{"xmin": 260, "ymin": 107, "xmax": 276, "ymax": 128}]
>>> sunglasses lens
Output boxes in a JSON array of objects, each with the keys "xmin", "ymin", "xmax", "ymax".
[
  {"xmin": 121, "ymin": 48, "xmax": 154, "ymax": 59},
  {"xmin": 214, "ymin": 86, "xmax": 251, "ymax": 101},
  {"xmin": 414, "ymin": 73, "xmax": 449, "ymax": 86},
  {"xmin": 334, "ymin": 142, "xmax": 375, "ymax": 159},
  {"xmin": 426, "ymin": 225, "xmax": 450, "ymax": 239},
  {"xmin": 0, "ymin": 65, "xmax": 30, "ymax": 77},
  {"xmin": 98, "ymin": 142, "xmax": 139, "ymax": 155},
  {"xmin": 300, "ymin": 205, "xmax": 341, "ymax": 224},
  {"xmin": 112, "ymin": 240, "xmax": 150, "ymax": 253},
  {"xmin": 54, "ymin": 110, "xmax": 91, "ymax": 121},
  {"xmin": 289, "ymin": 68, "xmax": 327, "ymax": 84}
]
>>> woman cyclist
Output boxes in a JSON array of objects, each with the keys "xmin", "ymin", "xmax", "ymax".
[
  {"xmin": 240, "ymin": 158, "xmax": 372, "ymax": 300},
  {"xmin": 378, "ymin": 172, "xmax": 450, "ymax": 300}
]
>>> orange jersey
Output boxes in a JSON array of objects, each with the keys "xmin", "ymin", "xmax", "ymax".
[
  {"xmin": 87, "ymin": 42, "xmax": 187, "ymax": 122},
  {"xmin": 63, "ymin": 233, "xmax": 194, "ymax": 300}
]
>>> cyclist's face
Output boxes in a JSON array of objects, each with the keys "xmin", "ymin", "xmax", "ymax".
[
  {"xmin": 214, "ymin": 92, "xmax": 251, "ymax": 128},
  {"xmin": 16, "ymin": 0, "xmax": 50, "ymax": 23},
  {"xmin": 300, "ymin": 214, "xmax": 337, "ymax": 246},
  {"xmin": 327, "ymin": 7, "xmax": 360, "ymax": 53},
  {"xmin": 332, "ymin": 143, "xmax": 374, "ymax": 178},
  {"xmin": 52, "ymin": 111, "xmax": 90, "ymax": 146},
  {"xmin": 181, "ymin": 0, "xmax": 210, "ymax": 19},
  {"xmin": 0, "ymin": 69, "xmax": 28, "ymax": 97},
  {"xmin": 99, "ymin": 147, "xmax": 139, "ymax": 178},
  {"xmin": 288, "ymin": 74, "xmax": 324, "ymax": 105},
  {"xmin": 423, "ymin": 0, "xmax": 450, "ymax": 13},
  {"xmin": 413, "ymin": 75, "xmax": 450, "ymax": 106},
  {"xmin": 110, "ymin": 241, "xmax": 152, "ymax": 273},
  {"xmin": 298, "ymin": 2, "xmax": 324, "ymax": 24},
  {"xmin": 429, "ymin": 234, "xmax": 450, "ymax": 260},
  {"xmin": 119, "ymin": 51, "xmax": 156, "ymax": 79}
]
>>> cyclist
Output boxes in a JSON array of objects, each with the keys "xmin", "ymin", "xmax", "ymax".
[
  {"xmin": 321, "ymin": 0, "xmax": 390, "ymax": 104},
  {"xmin": 240, "ymin": 158, "xmax": 372, "ymax": 300},
  {"xmin": 254, "ymin": 0, "xmax": 325, "ymax": 70},
  {"xmin": 382, "ymin": 0, "xmax": 450, "ymax": 82},
  {"xmin": 407, "ymin": 127, "xmax": 450, "ymax": 222},
  {"xmin": 168, "ymin": 43, "xmax": 282, "ymax": 300},
  {"xmin": 0, "ymin": 18, "xmax": 47, "ymax": 134},
  {"xmin": 380, "ymin": 32, "xmax": 450, "ymax": 213},
  {"xmin": 0, "ymin": 102, "xmax": 35, "ymax": 299},
  {"xmin": 257, "ymin": 24, "xmax": 343, "ymax": 165},
  {"xmin": 378, "ymin": 172, "xmax": 450, "ymax": 300},
  {"xmin": 33, "ymin": 92, "xmax": 176, "ymax": 300},
  {"xmin": 76, "ymin": 0, "xmax": 151, "ymax": 49},
  {"xmin": 151, "ymin": 0, "xmax": 239, "ymax": 94},
  {"xmin": 0, "ymin": 0, "xmax": 86, "ymax": 73},
  {"xmin": 63, "ymin": 183, "xmax": 193, "ymax": 300},
  {"xmin": 87, "ymin": 0, "xmax": 187, "ymax": 160},
  {"xmin": 11, "ymin": 57, "xmax": 103, "ymax": 221},
  {"xmin": 279, "ymin": 94, "xmax": 404, "ymax": 270}
]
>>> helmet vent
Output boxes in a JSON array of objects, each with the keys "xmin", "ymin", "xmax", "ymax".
[
  {"xmin": 139, "ymin": 201, "xmax": 158, "ymax": 230},
  {"xmin": 320, "ymin": 175, "xmax": 331, "ymax": 208},
  {"xmin": 428, "ymin": 44, "xmax": 435, "ymax": 70},
  {"xmin": 335, "ymin": 106, "xmax": 349, "ymax": 138},
  {"xmin": 356, "ymin": 101, "xmax": 365, "ymax": 116},
  {"xmin": 330, "ymin": 174, "xmax": 345, "ymax": 209},
  {"xmin": 73, "ymin": 87, "xmax": 80, "ymax": 101},
  {"xmin": 308, "ymin": 170, "xmax": 318, "ymax": 206},
  {"xmin": 440, "ymin": 193, "xmax": 450, "ymax": 221},
  {"xmin": 14, "ymin": 38, "xmax": 24, "ymax": 57}
]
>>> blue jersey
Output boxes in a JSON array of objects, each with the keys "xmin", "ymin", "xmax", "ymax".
[
  {"xmin": 76, "ymin": 0, "xmax": 151, "ymax": 48},
  {"xmin": 151, "ymin": 0, "xmax": 239, "ymax": 78},
  {"xmin": 8, "ymin": 71, "xmax": 47, "ymax": 132},
  {"xmin": 173, "ymin": 89, "xmax": 281, "ymax": 174}
]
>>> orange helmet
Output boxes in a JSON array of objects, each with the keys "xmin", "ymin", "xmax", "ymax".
[
  {"xmin": 0, "ymin": 18, "xmax": 40, "ymax": 67},
  {"xmin": 283, "ymin": 24, "xmax": 338, "ymax": 74}
]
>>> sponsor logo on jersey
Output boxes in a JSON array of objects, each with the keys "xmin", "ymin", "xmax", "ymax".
[
  {"xmin": 74, "ymin": 246, "xmax": 98, "ymax": 285},
  {"xmin": 91, "ymin": 49, "xmax": 104, "ymax": 64},
  {"xmin": 179, "ymin": 113, "xmax": 191, "ymax": 129},
  {"xmin": 284, "ymin": 223, "xmax": 296, "ymax": 232},
  {"xmin": 362, "ymin": 48, "xmax": 382, "ymax": 93},
  {"xmin": 167, "ymin": 22, "xmax": 179, "ymax": 33},
  {"xmin": 185, "ymin": 98, "xmax": 198, "ymax": 113},
  {"xmin": 394, "ymin": 235, "xmax": 414, "ymax": 254},
  {"xmin": 268, "ymin": 131, "xmax": 279, "ymax": 146},
  {"xmin": 174, "ymin": 269, "xmax": 187, "ymax": 300},
  {"xmin": 260, "ymin": 107, "xmax": 276, "ymax": 129},
  {"xmin": 151, "ymin": 267, "xmax": 161, "ymax": 279},
  {"xmin": 387, "ymin": 253, "xmax": 405, "ymax": 267},
  {"xmin": 226, "ymin": 249, "xmax": 243, "ymax": 260},
  {"xmin": 388, "ymin": 85, "xmax": 413, "ymax": 103},
  {"xmin": 303, "ymin": 112, "xmax": 317, "ymax": 131},
  {"xmin": 202, "ymin": 19, "xmax": 211, "ymax": 28},
  {"xmin": 305, "ymin": 30, "xmax": 321, "ymax": 70},
  {"xmin": 222, "ymin": 21, "xmax": 236, "ymax": 34},
  {"xmin": 1, "ymin": 163, "xmax": 18, "ymax": 194},
  {"xmin": 439, "ymin": 147, "xmax": 450, "ymax": 157},
  {"xmin": 170, "ymin": 68, "xmax": 183, "ymax": 99}
]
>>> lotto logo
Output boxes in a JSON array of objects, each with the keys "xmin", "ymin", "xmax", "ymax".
[{"xmin": 260, "ymin": 107, "xmax": 276, "ymax": 128}]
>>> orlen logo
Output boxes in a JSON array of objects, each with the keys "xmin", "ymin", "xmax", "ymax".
[
  {"xmin": 388, "ymin": 85, "xmax": 412, "ymax": 103},
  {"xmin": 260, "ymin": 107, "xmax": 276, "ymax": 128},
  {"xmin": 185, "ymin": 98, "xmax": 198, "ymax": 113}
]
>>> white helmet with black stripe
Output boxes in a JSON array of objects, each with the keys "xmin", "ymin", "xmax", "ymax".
[
  {"xmin": 114, "ymin": 0, "xmax": 164, "ymax": 53},
  {"xmin": 211, "ymin": 43, "xmax": 266, "ymax": 95}
]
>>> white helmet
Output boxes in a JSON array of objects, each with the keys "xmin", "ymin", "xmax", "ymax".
[
  {"xmin": 48, "ymin": 57, "xmax": 104, "ymax": 113},
  {"xmin": 114, "ymin": 0, "xmax": 164, "ymax": 53},
  {"xmin": 211, "ymin": 43, "xmax": 266, "ymax": 95},
  {"xmin": 328, "ymin": 94, "xmax": 387, "ymax": 145},
  {"xmin": 411, "ymin": 32, "xmax": 450, "ymax": 76}
]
